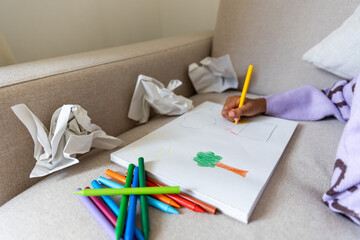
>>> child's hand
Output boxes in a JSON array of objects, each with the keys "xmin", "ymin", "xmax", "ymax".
[{"xmin": 222, "ymin": 96, "xmax": 266, "ymax": 122}]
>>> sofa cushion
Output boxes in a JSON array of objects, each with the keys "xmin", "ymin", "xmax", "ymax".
[
  {"xmin": 212, "ymin": 0, "xmax": 360, "ymax": 95},
  {"xmin": 1, "ymin": 92, "xmax": 359, "ymax": 239},
  {"xmin": 303, "ymin": 4, "xmax": 360, "ymax": 79}
]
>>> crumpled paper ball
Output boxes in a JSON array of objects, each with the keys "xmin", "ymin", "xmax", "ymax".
[
  {"xmin": 188, "ymin": 54, "xmax": 238, "ymax": 93},
  {"xmin": 128, "ymin": 74, "xmax": 193, "ymax": 123},
  {"xmin": 11, "ymin": 104, "xmax": 123, "ymax": 178}
]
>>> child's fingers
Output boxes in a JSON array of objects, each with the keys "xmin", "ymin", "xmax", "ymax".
[
  {"xmin": 222, "ymin": 97, "xmax": 266, "ymax": 122},
  {"xmin": 228, "ymin": 108, "xmax": 242, "ymax": 121},
  {"xmin": 229, "ymin": 102, "xmax": 253, "ymax": 119},
  {"xmin": 224, "ymin": 95, "xmax": 241, "ymax": 108},
  {"xmin": 222, "ymin": 107, "xmax": 236, "ymax": 122},
  {"xmin": 222, "ymin": 96, "xmax": 241, "ymax": 121}
]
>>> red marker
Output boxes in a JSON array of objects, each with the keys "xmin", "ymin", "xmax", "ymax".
[
  {"xmin": 146, "ymin": 177, "xmax": 205, "ymax": 213},
  {"xmin": 168, "ymin": 193, "xmax": 205, "ymax": 213},
  {"xmin": 146, "ymin": 176, "xmax": 216, "ymax": 214}
]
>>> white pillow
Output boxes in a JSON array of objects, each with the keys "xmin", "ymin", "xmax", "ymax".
[{"xmin": 302, "ymin": 5, "xmax": 360, "ymax": 79}]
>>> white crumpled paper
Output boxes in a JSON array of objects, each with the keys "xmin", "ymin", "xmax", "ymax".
[
  {"xmin": 128, "ymin": 74, "xmax": 193, "ymax": 123},
  {"xmin": 188, "ymin": 54, "xmax": 238, "ymax": 93},
  {"xmin": 11, "ymin": 104, "xmax": 123, "ymax": 178}
]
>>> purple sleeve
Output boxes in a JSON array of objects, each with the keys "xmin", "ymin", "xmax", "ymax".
[
  {"xmin": 264, "ymin": 74, "xmax": 360, "ymax": 224},
  {"xmin": 264, "ymin": 76, "xmax": 358, "ymax": 123},
  {"xmin": 323, "ymin": 74, "xmax": 360, "ymax": 225}
]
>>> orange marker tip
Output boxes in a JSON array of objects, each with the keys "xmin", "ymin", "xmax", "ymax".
[{"xmin": 172, "ymin": 202, "xmax": 181, "ymax": 208}]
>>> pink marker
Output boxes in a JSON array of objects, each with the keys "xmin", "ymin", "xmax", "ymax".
[
  {"xmin": 76, "ymin": 187, "xmax": 116, "ymax": 240},
  {"xmin": 87, "ymin": 188, "xmax": 117, "ymax": 227}
]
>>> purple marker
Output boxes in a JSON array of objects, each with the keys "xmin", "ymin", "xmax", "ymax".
[
  {"xmin": 89, "ymin": 195, "xmax": 117, "ymax": 227},
  {"xmin": 75, "ymin": 187, "xmax": 116, "ymax": 240}
]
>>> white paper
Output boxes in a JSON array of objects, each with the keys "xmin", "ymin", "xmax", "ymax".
[
  {"xmin": 188, "ymin": 54, "xmax": 238, "ymax": 93},
  {"xmin": 12, "ymin": 104, "xmax": 123, "ymax": 178},
  {"xmin": 128, "ymin": 74, "xmax": 193, "ymax": 123},
  {"xmin": 112, "ymin": 102, "xmax": 297, "ymax": 223}
]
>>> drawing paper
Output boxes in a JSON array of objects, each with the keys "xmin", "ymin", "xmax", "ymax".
[{"xmin": 111, "ymin": 101, "xmax": 298, "ymax": 223}]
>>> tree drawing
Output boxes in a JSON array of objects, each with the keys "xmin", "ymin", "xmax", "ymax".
[{"xmin": 193, "ymin": 151, "xmax": 248, "ymax": 177}]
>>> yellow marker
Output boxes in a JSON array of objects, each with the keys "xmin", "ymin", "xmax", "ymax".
[
  {"xmin": 235, "ymin": 65, "xmax": 253, "ymax": 124},
  {"xmin": 238, "ymin": 119, "xmax": 251, "ymax": 125}
]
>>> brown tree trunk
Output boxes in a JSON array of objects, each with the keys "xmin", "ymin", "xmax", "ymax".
[{"xmin": 215, "ymin": 162, "xmax": 248, "ymax": 177}]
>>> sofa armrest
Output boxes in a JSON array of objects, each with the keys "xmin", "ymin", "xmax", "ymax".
[{"xmin": 0, "ymin": 30, "xmax": 213, "ymax": 206}]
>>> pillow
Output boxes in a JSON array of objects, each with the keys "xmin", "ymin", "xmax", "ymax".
[{"xmin": 302, "ymin": 4, "xmax": 360, "ymax": 79}]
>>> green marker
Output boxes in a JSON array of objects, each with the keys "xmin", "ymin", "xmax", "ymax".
[
  {"xmin": 73, "ymin": 186, "xmax": 180, "ymax": 196},
  {"xmin": 116, "ymin": 164, "xmax": 135, "ymax": 240},
  {"xmin": 139, "ymin": 157, "xmax": 150, "ymax": 240}
]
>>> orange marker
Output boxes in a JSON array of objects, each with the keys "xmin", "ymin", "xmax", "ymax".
[
  {"xmin": 105, "ymin": 169, "xmax": 180, "ymax": 208},
  {"xmin": 106, "ymin": 169, "xmax": 126, "ymax": 182},
  {"xmin": 146, "ymin": 177, "xmax": 212, "ymax": 214}
]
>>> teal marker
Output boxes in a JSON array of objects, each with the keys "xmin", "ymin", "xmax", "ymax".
[
  {"xmin": 91, "ymin": 180, "xmax": 119, "ymax": 215},
  {"xmin": 97, "ymin": 177, "xmax": 178, "ymax": 214}
]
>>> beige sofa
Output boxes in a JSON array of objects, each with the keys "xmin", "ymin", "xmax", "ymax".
[{"xmin": 1, "ymin": 0, "xmax": 360, "ymax": 239}]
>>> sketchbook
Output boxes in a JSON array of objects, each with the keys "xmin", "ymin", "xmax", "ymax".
[{"xmin": 111, "ymin": 101, "xmax": 297, "ymax": 223}]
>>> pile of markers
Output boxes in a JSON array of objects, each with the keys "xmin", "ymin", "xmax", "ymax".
[{"xmin": 74, "ymin": 157, "xmax": 216, "ymax": 240}]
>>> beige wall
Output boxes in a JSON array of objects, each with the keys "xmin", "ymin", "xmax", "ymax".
[
  {"xmin": 159, "ymin": 0, "xmax": 219, "ymax": 37},
  {"xmin": 0, "ymin": 0, "xmax": 161, "ymax": 63},
  {"xmin": 0, "ymin": 0, "xmax": 219, "ymax": 63},
  {"xmin": 0, "ymin": 30, "xmax": 16, "ymax": 67}
]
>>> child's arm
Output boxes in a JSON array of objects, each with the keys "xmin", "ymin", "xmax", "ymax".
[
  {"xmin": 223, "ymin": 75, "xmax": 359, "ymax": 123},
  {"xmin": 265, "ymin": 79, "xmax": 353, "ymax": 122}
]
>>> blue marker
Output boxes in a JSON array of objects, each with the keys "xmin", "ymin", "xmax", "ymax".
[
  {"xmin": 91, "ymin": 180, "xmax": 119, "ymax": 215},
  {"xmin": 91, "ymin": 180, "xmax": 144, "ymax": 240},
  {"xmin": 125, "ymin": 167, "xmax": 139, "ymax": 240},
  {"xmin": 97, "ymin": 177, "xmax": 178, "ymax": 214}
]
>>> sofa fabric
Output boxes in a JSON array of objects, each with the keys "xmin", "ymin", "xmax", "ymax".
[
  {"xmin": 0, "ymin": 31, "xmax": 212, "ymax": 206},
  {"xmin": 1, "ymin": 92, "xmax": 359, "ymax": 239},
  {"xmin": 212, "ymin": 0, "xmax": 360, "ymax": 95}
]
